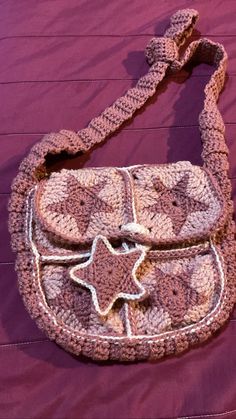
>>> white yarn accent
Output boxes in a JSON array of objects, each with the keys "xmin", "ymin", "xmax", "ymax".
[
  {"xmin": 41, "ymin": 252, "xmax": 91, "ymax": 262},
  {"xmin": 124, "ymin": 303, "xmax": 133, "ymax": 337},
  {"xmin": 121, "ymin": 222, "xmax": 150, "ymax": 236},
  {"xmin": 118, "ymin": 167, "xmax": 137, "ymax": 223}
]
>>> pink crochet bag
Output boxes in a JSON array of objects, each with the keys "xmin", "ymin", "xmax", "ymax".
[{"xmin": 8, "ymin": 9, "xmax": 236, "ymax": 362}]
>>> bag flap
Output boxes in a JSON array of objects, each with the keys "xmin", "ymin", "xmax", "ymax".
[{"xmin": 33, "ymin": 161, "xmax": 226, "ymax": 247}]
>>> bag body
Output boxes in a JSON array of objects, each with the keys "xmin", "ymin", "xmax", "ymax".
[{"xmin": 8, "ymin": 9, "xmax": 236, "ymax": 362}]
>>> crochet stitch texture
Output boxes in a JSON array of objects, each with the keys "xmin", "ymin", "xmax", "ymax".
[{"xmin": 8, "ymin": 8, "xmax": 236, "ymax": 362}]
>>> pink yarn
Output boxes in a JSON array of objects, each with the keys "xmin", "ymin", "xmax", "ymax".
[{"xmin": 8, "ymin": 8, "xmax": 236, "ymax": 362}]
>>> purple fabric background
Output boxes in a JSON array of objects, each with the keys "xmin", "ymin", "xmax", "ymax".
[{"xmin": 0, "ymin": 1, "xmax": 236, "ymax": 418}]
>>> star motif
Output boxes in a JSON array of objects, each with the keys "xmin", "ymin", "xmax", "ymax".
[
  {"xmin": 145, "ymin": 174, "xmax": 209, "ymax": 235},
  {"xmin": 69, "ymin": 236, "xmax": 148, "ymax": 316},
  {"xmin": 47, "ymin": 175, "xmax": 113, "ymax": 235},
  {"xmin": 153, "ymin": 267, "xmax": 203, "ymax": 326}
]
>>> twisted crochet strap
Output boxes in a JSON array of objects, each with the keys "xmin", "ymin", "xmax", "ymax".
[{"xmin": 28, "ymin": 9, "xmax": 230, "ymax": 194}]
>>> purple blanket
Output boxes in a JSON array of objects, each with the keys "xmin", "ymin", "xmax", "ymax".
[{"xmin": 1, "ymin": 1, "xmax": 236, "ymax": 418}]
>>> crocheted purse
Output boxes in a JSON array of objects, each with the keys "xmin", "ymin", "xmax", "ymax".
[{"xmin": 9, "ymin": 8, "xmax": 236, "ymax": 362}]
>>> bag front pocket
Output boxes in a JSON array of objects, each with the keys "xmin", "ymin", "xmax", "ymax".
[{"xmin": 31, "ymin": 187, "xmax": 226, "ymax": 341}]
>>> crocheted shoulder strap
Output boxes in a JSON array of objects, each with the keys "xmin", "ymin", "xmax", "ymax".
[{"xmin": 26, "ymin": 9, "xmax": 230, "ymax": 197}]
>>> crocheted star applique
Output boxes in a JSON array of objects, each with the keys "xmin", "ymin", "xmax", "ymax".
[
  {"xmin": 146, "ymin": 173, "xmax": 209, "ymax": 235},
  {"xmin": 47, "ymin": 175, "xmax": 113, "ymax": 235},
  {"xmin": 153, "ymin": 267, "xmax": 202, "ymax": 326},
  {"xmin": 70, "ymin": 236, "xmax": 148, "ymax": 316}
]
